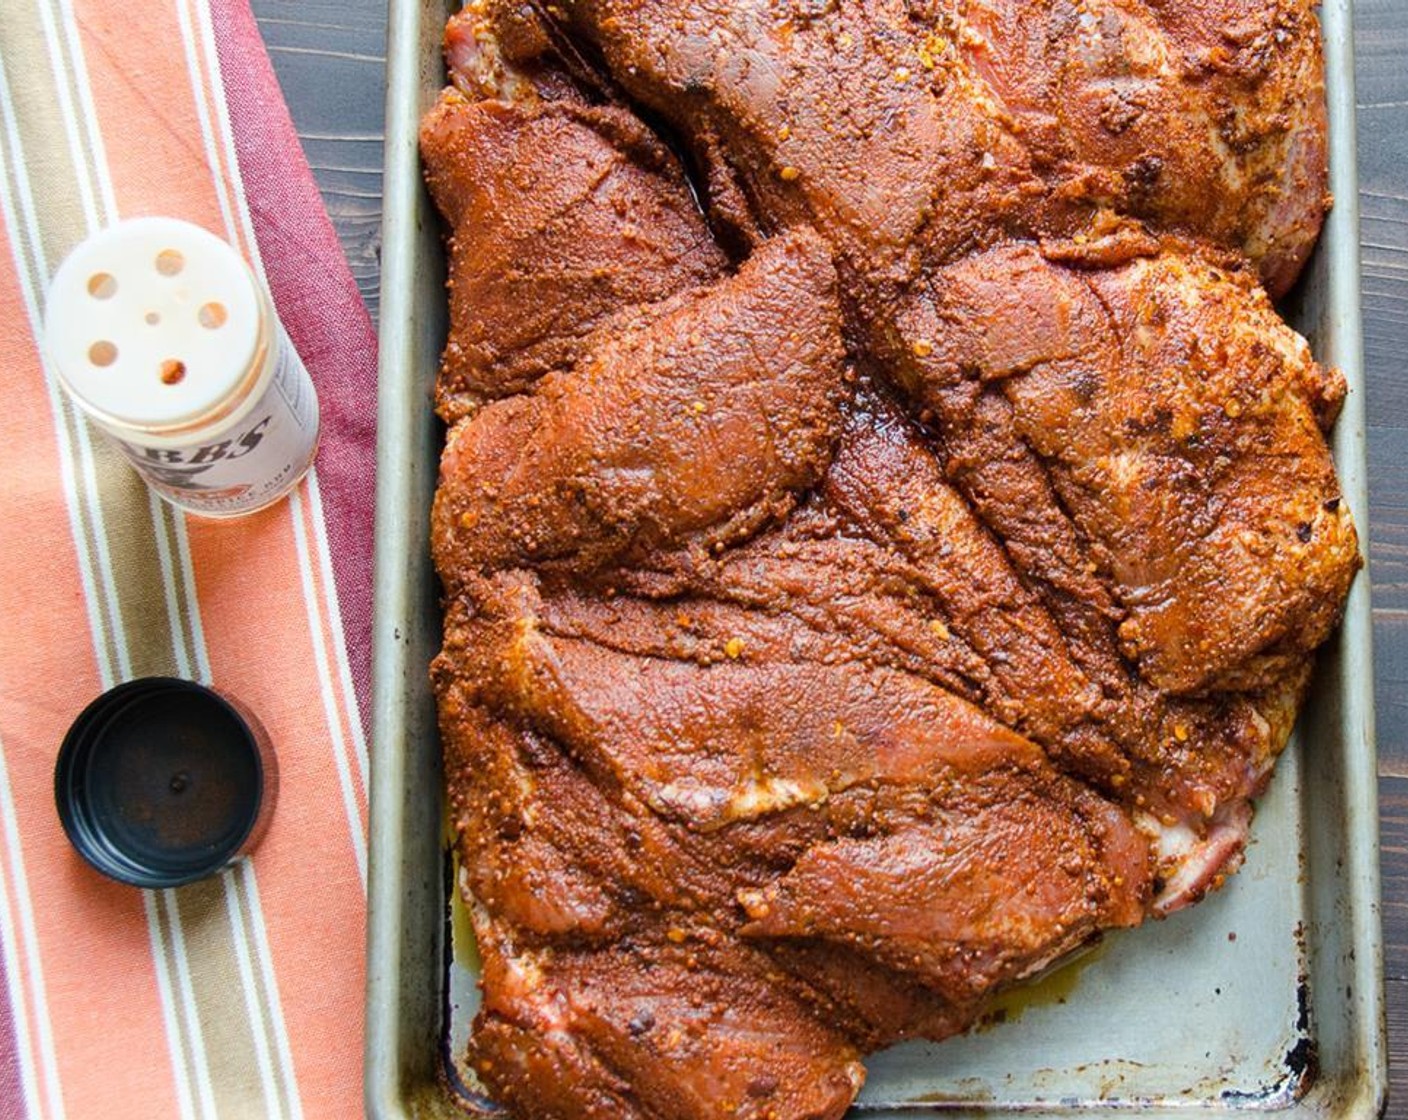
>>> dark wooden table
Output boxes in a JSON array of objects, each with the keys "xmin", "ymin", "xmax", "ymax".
[{"xmin": 248, "ymin": 0, "xmax": 1408, "ymax": 1112}]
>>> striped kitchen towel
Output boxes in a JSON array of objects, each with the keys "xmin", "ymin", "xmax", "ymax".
[{"xmin": 0, "ymin": 1, "xmax": 375, "ymax": 1117}]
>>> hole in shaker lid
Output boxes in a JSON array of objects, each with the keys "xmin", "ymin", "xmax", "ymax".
[
  {"xmin": 198, "ymin": 302, "xmax": 227, "ymax": 329},
  {"xmin": 89, "ymin": 340, "xmax": 117, "ymax": 367},
  {"xmin": 87, "ymin": 272, "xmax": 117, "ymax": 299},
  {"xmin": 159, "ymin": 359, "xmax": 186, "ymax": 385},
  {"xmin": 155, "ymin": 249, "xmax": 184, "ymax": 277}
]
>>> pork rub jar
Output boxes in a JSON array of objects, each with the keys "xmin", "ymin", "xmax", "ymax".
[{"xmin": 43, "ymin": 217, "xmax": 319, "ymax": 517}]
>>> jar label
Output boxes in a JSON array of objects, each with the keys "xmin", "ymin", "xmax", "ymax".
[{"xmin": 117, "ymin": 325, "xmax": 320, "ymax": 516}]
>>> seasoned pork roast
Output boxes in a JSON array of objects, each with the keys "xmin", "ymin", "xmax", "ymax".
[{"xmin": 421, "ymin": 2, "xmax": 1358, "ymax": 1116}]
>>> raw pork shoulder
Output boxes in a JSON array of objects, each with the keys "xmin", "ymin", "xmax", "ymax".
[{"xmin": 421, "ymin": 2, "xmax": 1358, "ymax": 1116}]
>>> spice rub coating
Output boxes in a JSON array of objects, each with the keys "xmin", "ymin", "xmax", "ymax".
[{"xmin": 422, "ymin": 3, "xmax": 1357, "ymax": 1116}]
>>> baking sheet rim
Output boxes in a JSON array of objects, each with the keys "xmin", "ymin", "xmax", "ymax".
[{"xmin": 363, "ymin": 0, "xmax": 1387, "ymax": 1113}]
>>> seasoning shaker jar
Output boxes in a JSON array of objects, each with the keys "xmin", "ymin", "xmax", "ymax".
[{"xmin": 42, "ymin": 217, "xmax": 319, "ymax": 518}]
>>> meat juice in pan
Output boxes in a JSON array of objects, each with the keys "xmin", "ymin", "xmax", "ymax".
[{"xmin": 420, "ymin": 1, "xmax": 1358, "ymax": 1115}]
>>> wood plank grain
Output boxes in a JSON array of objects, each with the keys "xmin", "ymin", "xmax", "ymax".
[
  {"xmin": 1379, "ymin": 775, "xmax": 1408, "ymax": 1115},
  {"xmin": 1368, "ymin": 430, "xmax": 1408, "ymax": 781},
  {"xmin": 250, "ymin": 0, "xmax": 386, "ymax": 320},
  {"xmin": 1386, "ymin": 977, "xmax": 1407, "ymax": 1114},
  {"xmin": 1356, "ymin": 0, "xmax": 1408, "ymax": 1085},
  {"xmin": 1383, "ymin": 778, "xmax": 1408, "ymax": 978}
]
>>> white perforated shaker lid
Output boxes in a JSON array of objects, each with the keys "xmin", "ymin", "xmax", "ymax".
[{"xmin": 43, "ymin": 218, "xmax": 264, "ymax": 432}]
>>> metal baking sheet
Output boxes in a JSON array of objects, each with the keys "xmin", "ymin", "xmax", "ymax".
[{"xmin": 364, "ymin": 0, "xmax": 1386, "ymax": 1114}]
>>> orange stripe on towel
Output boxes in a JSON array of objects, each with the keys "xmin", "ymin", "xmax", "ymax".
[
  {"xmin": 74, "ymin": 3, "xmax": 369, "ymax": 1114},
  {"xmin": 0, "ymin": 214, "xmax": 182, "ymax": 1120}
]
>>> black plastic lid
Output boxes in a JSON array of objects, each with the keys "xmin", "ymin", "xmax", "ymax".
[{"xmin": 54, "ymin": 678, "xmax": 275, "ymax": 888}]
